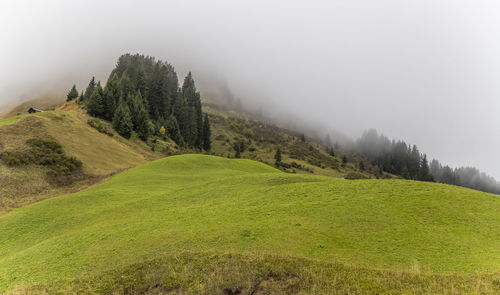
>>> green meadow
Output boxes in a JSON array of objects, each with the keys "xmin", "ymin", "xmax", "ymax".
[
  {"xmin": 1, "ymin": 154, "xmax": 500, "ymax": 293},
  {"xmin": 0, "ymin": 114, "xmax": 28, "ymax": 127}
]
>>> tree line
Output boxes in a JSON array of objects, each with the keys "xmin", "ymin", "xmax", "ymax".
[
  {"xmin": 355, "ymin": 129, "xmax": 500, "ymax": 194},
  {"xmin": 429, "ymin": 160, "xmax": 500, "ymax": 194},
  {"xmin": 68, "ymin": 54, "xmax": 210, "ymax": 150}
]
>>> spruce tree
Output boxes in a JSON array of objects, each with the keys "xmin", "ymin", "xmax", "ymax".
[
  {"xmin": 419, "ymin": 154, "xmax": 433, "ymax": 181},
  {"xmin": 300, "ymin": 134, "xmax": 306, "ymax": 142},
  {"xmin": 129, "ymin": 92, "xmax": 150, "ymax": 141},
  {"xmin": 112, "ymin": 101, "xmax": 133, "ymax": 139},
  {"xmin": 86, "ymin": 84, "xmax": 104, "ymax": 118},
  {"xmin": 328, "ymin": 147, "xmax": 335, "ymax": 157},
  {"xmin": 202, "ymin": 114, "xmax": 211, "ymax": 151},
  {"xmin": 181, "ymin": 72, "xmax": 203, "ymax": 148},
  {"xmin": 136, "ymin": 68, "xmax": 147, "ymax": 98},
  {"xmin": 341, "ymin": 155, "xmax": 347, "ymax": 167},
  {"xmin": 166, "ymin": 115, "xmax": 183, "ymax": 146},
  {"xmin": 66, "ymin": 85, "xmax": 78, "ymax": 101},
  {"xmin": 401, "ymin": 165, "xmax": 410, "ymax": 179},
  {"xmin": 233, "ymin": 142, "xmax": 241, "ymax": 158},
  {"xmin": 102, "ymin": 73, "xmax": 121, "ymax": 120},
  {"xmin": 359, "ymin": 161, "xmax": 365, "ymax": 171},
  {"xmin": 82, "ymin": 77, "xmax": 96, "ymax": 103},
  {"xmin": 274, "ymin": 147, "xmax": 282, "ymax": 167}
]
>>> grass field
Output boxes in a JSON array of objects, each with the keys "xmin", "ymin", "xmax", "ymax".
[
  {"xmin": 1, "ymin": 154, "xmax": 500, "ymax": 293},
  {"xmin": 0, "ymin": 114, "xmax": 28, "ymax": 127}
]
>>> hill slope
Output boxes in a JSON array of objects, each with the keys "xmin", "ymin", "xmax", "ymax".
[
  {"xmin": 0, "ymin": 109, "xmax": 157, "ymax": 214},
  {"xmin": 0, "ymin": 99, "xmax": 376, "ymax": 214},
  {"xmin": 1, "ymin": 155, "xmax": 499, "ymax": 293}
]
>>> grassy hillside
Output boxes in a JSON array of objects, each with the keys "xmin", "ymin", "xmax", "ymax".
[
  {"xmin": 0, "ymin": 100, "xmax": 378, "ymax": 214},
  {"xmin": 1, "ymin": 155, "xmax": 500, "ymax": 293},
  {"xmin": 204, "ymin": 104, "xmax": 374, "ymax": 179},
  {"xmin": 0, "ymin": 108, "xmax": 158, "ymax": 214}
]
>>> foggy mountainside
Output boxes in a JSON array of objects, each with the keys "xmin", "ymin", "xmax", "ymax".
[
  {"xmin": 354, "ymin": 129, "xmax": 500, "ymax": 194},
  {"xmin": 68, "ymin": 53, "xmax": 500, "ymax": 195}
]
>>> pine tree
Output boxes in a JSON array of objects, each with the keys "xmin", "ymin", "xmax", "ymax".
[
  {"xmin": 129, "ymin": 92, "xmax": 150, "ymax": 141},
  {"xmin": 328, "ymin": 147, "xmax": 335, "ymax": 157},
  {"xmin": 66, "ymin": 85, "xmax": 78, "ymax": 101},
  {"xmin": 341, "ymin": 155, "xmax": 347, "ymax": 168},
  {"xmin": 181, "ymin": 72, "xmax": 203, "ymax": 148},
  {"xmin": 300, "ymin": 134, "xmax": 306, "ymax": 142},
  {"xmin": 202, "ymin": 114, "xmax": 211, "ymax": 151},
  {"xmin": 233, "ymin": 142, "xmax": 241, "ymax": 158},
  {"xmin": 419, "ymin": 154, "xmax": 433, "ymax": 181},
  {"xmin": 173, "ymin": 93, "xmax": 189, "ymax": 143},
  {"xmin": 86, "ymin": 84, "xmax": 104, "ymax": 118},
  {"xmin": 112, "ymin": 100, "xmax": 133, "ymax": 139},
  {"xmin": 274, "ymin": 147, "xmax": 282, "ymax": 167},
  {"xmin": 102, "ymin": 73, "xmax": 121, "ymax": 120},
  {"xmin": 136, "ymin": 67, "xmax": 147, "ymax": 97},
  {"xmin": 82, "ymin": 77, "xmax": 96, "ymax": 103},
  {"xmin": 120, "ymin": 74, "xmax": 134, "ymax": 96},
  {"xmin": 359, "ymin": 161, "xmax": 365, "ymax": 171},
  {"xmin": 401, "ymin": 165, "xmax": 410, "ymax": 179},
  {"xmin": 166, "ymin": 115, "xmax": 183, "ymax": 145},
  {"xmin": 409, "ymin": 145, "xmax": 421, "ymax": 179}
]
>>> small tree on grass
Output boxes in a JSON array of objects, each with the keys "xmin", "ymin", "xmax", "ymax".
[
  {"xmin": 233, "ymin": 142, "xmax": 241, "ymax": 158},
  {"xmin": 359, "ymin": 161, "xmax": 365, "ymax": 171},
  {"xmin": 274, "ymin": 147, "xmax": 282, "ymax": 167},
  {"xmin": 341, "ymin": 155, "xmax": 347, "ymax": 168},
  {"xmin": 159, "ymin": 126, "xmax": 166, "ymax": 138},
  {"xmin": 300, "ymin": 134, "xmax": 306, "ymax": 142},
  {"xmin": 66, "ymin": 85, "xmax": 79, "ymax": 101}
]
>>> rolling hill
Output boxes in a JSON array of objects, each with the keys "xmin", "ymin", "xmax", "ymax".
[{"xmin": 1, "ymin": 154, "xmax": 499, "ymax": 294}]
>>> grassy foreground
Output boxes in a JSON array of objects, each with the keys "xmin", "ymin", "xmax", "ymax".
[{"xmin": 1, "ymin": 154, "xmax": 500, "ymax": 293}]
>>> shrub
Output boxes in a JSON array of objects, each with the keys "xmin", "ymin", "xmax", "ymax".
[
  {"xmin": 344, "ymin": 172, "xmax": 369, "ymax": 180},
  {"xmin": 88, "ymin": 118, "xmax": 114, "ymax": 136},
  {"xmin": 242, "ymin": 128, "xmax": 254, "ymax": 139},
  {"xmin": 1, "ymin": 138, "xmax": 84, "ymax": 185},
  {"xmin": 0, "ymin": 152, "xmax": 23, "ymax": 166}
]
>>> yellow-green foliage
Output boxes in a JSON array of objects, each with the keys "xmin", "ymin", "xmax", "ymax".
[{"xmin": 1, "ymin": 155, "xmax": 500, "ymax": 293}]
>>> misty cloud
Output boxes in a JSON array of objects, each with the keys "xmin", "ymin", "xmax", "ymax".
[{"xmin": 0, "ymin": 0, "xmax": 499, "ymax": 178}]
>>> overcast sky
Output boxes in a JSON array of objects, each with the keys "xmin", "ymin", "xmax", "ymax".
[{"xmin": 0, "ymin": 0, "xmax": 499, "ymax": 179}]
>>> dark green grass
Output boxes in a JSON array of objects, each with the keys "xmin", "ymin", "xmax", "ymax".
[{"xmin": 1, "ymin": 154, "xmax": 500, "ymax": 293}]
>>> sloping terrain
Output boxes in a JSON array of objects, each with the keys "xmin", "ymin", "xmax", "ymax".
[
  {"xmin": 0, "ymin": 109, "xmax": 156, "ymax": 214},
  {"xmin": 0, "ymin": 99, "xmax": 375, "ymax": 214},
  {"xmin": 1, "ymin": 155, "xmax": 499, "ymax": 293},
  {"xmin": 204, "ymin": 103, "xmax": 373, "ymax": 178},
  {"xmin": 0, "ymin": 95, "xmax": 65, "ymax": 120}
]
